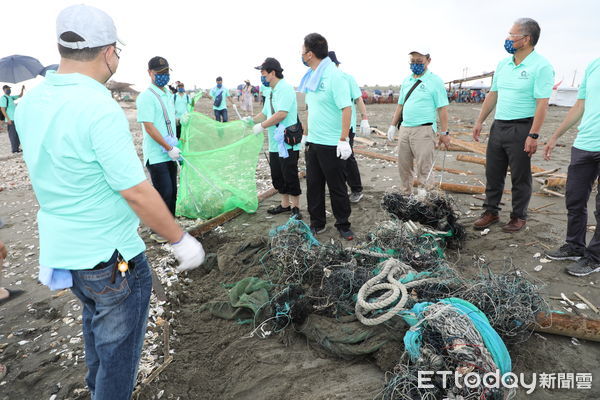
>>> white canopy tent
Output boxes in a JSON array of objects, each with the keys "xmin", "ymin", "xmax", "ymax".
[{"xmin": 550, "ymin": 86, "xmax": 578, "ymax": 107}]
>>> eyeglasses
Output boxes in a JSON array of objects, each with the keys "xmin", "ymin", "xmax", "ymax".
[{"xmin": 507, "ymin": 33, "xmax": 528, "ymax": 39}]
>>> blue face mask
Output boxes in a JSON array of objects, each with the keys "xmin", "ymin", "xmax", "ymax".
[
  {"xmin": 301, "ymin": 56, "xmax": 309, "ymax": 67},
  {"xmin": 504, "ymin": 39, "xmax": 517, "ymax": 54},
  {"xmin": 216, "ymin": 83, "xmax": 222, "ymax": 88},
  {"xmin": 4, "ymin": 89, "xmax": 10, "ymax": 95},
  {"xmin": 154, "ymin": 73, "xmax": 170, "ymax": 87},
  {"xmin": 177, "ymin": 87, "xmax": 185, "ymax": 93},
  {"xmin": 410, "ymin": 63, "xmax": 425, "ymax": 75},
  {"xmin": 260, "ymin": 75, "xmax": 270, "ymax": 87}
]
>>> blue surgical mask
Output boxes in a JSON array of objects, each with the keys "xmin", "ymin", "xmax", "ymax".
[
  {"xmin": 410, "ymin": 63, "xmax": 425, "ymax": 75},
  {"xmin": 260, "ymin": 75, "xmax": 270, "ymax": 87},
  {"xmin": 154, "ymin": 73, "xmax": 170, "ymax": 87},
  {"xmin": 4, "ymin": 89, "xmax": 10, "ymax": 95},
  {"xmin": 216, "ymin": 83, "xmax": 222, "ymax": 88},
  {"xmin": 504, "ymin": 39, "xmax": 517, "ymax": 54},
  {"xmin": 177, "ymin": 87, "xmax": 185, "ymax": 93},
  {"xmin": 301, "ymin": 56, "xmax": 309, "ymax": 67}
]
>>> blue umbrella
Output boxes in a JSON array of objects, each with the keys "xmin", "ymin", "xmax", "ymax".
[
  {"xmin": 39, "ymin": 64, "xmax": 59, "ymax": 77},
  {"xmin": 0, "ymin": 55, "xmax": 44, "ymax": 83}
]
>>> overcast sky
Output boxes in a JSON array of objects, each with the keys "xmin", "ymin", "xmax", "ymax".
[{"xmin": 3, "ymin": 0, "xmax": 598, "ymax": 91}]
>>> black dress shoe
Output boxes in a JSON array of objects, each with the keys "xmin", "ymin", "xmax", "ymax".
[{"xmin": 267, "ymin": 205, "xmax": 291, "ymax": 215}]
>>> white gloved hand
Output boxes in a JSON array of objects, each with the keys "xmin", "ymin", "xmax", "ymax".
[
  {"xmin": 387, "ymin": 125, "xmax": 398, "ymax": 142},
  {"xmin": 300, "ymin": 135, "xmax": 308, "ymax": 150},
  {"xmin": 171, "ymin": 232, "xmax": 205, "ymax": 272},
  {"xmin": 167, "ymin": 146, "xmax": 181, "ymax": 160},
  {"xmin": 242, "ymin": 116, "xmax": 254, "ymax": 125},
  {"xmin": 181, "ymin": 113, "xmax": 190, "ymax": 125},
  {"xmin": 252, "ymin": 123, "xmax": 264, "ymax": 134},
  {"xmin": 359, "ymin": 119, "xmax": 371, "ymax": 136},
  {"xmin": 336, "ymin": 140, "xmax": 352, "ymax": 160}
]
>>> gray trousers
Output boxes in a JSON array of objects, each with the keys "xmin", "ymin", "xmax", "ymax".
[
  {"xmin": 565, "ymin": 147, "xmax": 600, "ymax": 261},
  {"xmin": 483, "ymin": 118, "xmax": 533, "ymax": 219},
  {"xmin": 8, "ymin": 122, "xmax": 20, "ymax": 152}
]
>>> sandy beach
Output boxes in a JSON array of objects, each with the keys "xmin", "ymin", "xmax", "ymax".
[{"xmin": 0, "ymin": 99, "xmax": 598, "ymax": 400}]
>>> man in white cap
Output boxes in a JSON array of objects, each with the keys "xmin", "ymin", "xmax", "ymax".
[
  {"xmin": 387, "ymin": 47, "xmax": 450, "ymax": 193},
  {"xmin": 14, "ymin": 5, "xmax": 205, "ymax": 400}
]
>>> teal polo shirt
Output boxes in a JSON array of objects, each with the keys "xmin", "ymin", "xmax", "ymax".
[
  {"xmin": 137, "ymin": 84, "xmax": 175, "ymax": 165},
  {"xmin": 398, "ymin": 70, "xmax": 448, "ymax": 131},
  {"xmin": 305, "ymin": 62, "xmax": 352, "ymax": 146},
  {"xmin": 262, "ymin": 79, "xmax": 301, "ymax": 152},
  {"xmin": 491, "ymin": 50, "xmax": 554, "ymax": 120},
  {"xmin": 260, "ymin": 85, "xmax": 271, "ymax": 99},
  {"xmin": 14, "ymin": 71, "xmax": 146, "ymax": 269},
  {"xmin": 209, "ymin": 86, "xmax": 230, "ymax": 110},
  {"xmin": 174, "ymin": 92, "xmax": 190, "ymax": 119},
  {"xmin": 1, "ymin": 94, "xmax": 19, "ymax": 120},
  {"xmin": 574, "ymin": 58, "xmax": 600, "ymax": 152},
  {"xmin": 343, "ymin": 72, "xmax": 362, "ymax": 132}
]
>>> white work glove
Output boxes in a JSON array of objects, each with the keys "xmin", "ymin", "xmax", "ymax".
[
  {"xmin": 181, "ymin": 113, "xmax": 190, "ymax": 125},
  {"xmin": 167, "ymin": 146, "xmax": 181, "ymax": 160},
  {"xmin": 252, "ymin": 123, "xmax": 264, "ymax": 134},
  {"xmin": 387, "ymin": 125, "xmax": 398, "ymax": 142},
  {"xmin": 300, "ymin": 135, "xmax": 308, "ymax": 150},
  {"xmin": 359, "ymin": 119, "xmax": 371, "ymax": 136},
  {"xmin": 242, "ymin": 116, "xmax": 254, "ymax": 125},
  {"xmin": 171, "ymin": 232, "xmax": 205, "ymax": 272},
  {"xmin": 336, "ymin": 140, "xmax": 352, "ymax": 160}
]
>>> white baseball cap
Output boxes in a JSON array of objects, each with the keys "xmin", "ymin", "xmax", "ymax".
[
  {"xmin": 408, "ymin": 47, "xmax": 431, "ymax": 57},
  {"xmin": 56, "ymin": 4, "xmax": 123, "ymax": 49}
]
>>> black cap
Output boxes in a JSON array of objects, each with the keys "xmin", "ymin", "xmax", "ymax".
[
  {"xmin": 148, "ymin": 56, "xmax": 169, "ymax": 72},
  {"xmin": 216, "ymin": 76, "xmax": 222, "ymax": 81},
  {"xmin": 255, "ymin": 57, "xmax": 283, "ymax": 72},
  {"xmin": 2, "ymin": 85, "xmax": 10, "ymax": 90},
  {"xmin": 328, "ymin": 51, "xmax": 341, "ymax": 65}
]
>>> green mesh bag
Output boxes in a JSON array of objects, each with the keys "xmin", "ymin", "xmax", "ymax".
[{"xmin": 176, "ymin": 112, "xmax": 264, "ymax": 219}]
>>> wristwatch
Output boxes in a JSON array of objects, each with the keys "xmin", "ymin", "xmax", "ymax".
[
  {"xmin": 439, "ymin": 131, "xmax": 449, "ymax": 136},
  {"xmin": 528, "ymin": 133, "xmax": 540, "ymax": 139}
]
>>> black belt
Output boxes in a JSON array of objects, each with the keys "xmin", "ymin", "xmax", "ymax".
[
  {"xmin": 420, "ymin": 122, "xmax": 433, "ymax": 126},
  {"xmin": 91, "ymin": 250, "xmax": 136, "ymax": 271},
  {"xmin": 495, "ymin": 117, "xmax": 534, "ymax": 124}
]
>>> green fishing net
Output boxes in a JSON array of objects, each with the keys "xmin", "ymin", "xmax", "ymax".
[{"xmin": 176, "ymin": 112, "xmax": 264, "ymax": 219}]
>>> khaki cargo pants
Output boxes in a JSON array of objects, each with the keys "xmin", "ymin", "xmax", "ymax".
[{"xmin": 397, "ymin": 125, "xmax": 436, "ymax": 193}]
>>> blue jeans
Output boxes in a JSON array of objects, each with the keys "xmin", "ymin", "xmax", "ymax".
[
  {"xmin": 214, "ymin": 108, "xmax": 228, "ymax": 122},
  {"xmin": 70, "ymin": 252, "xmax": 152, "ymax": 400}
]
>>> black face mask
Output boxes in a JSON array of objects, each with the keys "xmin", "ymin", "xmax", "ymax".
[{"xmin": 4, "ymin": 89, "xmax": 11, "ymax": 95}]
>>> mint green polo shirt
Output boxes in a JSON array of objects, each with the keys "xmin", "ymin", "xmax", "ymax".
[
  {"xmin": 209, "ymin": 86, "xmax": 230, "ymax": 110},
  {"xmin": 574, "ymin": 58, "xmax": 600, "ymax": 152},
  {"xmin": 398, "ymin": 70, "xmax": 448, "ymax": 131},
  {"xmin": 491, "ymin": 50, "xmax": 554, "ymax": 120},
  {"xmin": 260, "ymin": 85, "xmax": 271, "ymax": 100},
  {"xmin": 343, "ymin": 72, "xmax": 362, "ymax": 132},
  {"xmin": 137, "ymin": 84, "xmax": 175, "ymax": 165},
  {"xmin": 174, "ymin": 92, "xmax": 190, "ymax": 119},
  {"xmin": 1, "ymin": 94, "xmax": 18, "ymax": 120},
  {"xmin": 13, "ymin": 71, "xmax": 146, "ymax": 269},
  {"xmin": 262, "ymin": 79, "xmax": 301, "ymax": 153},
  {"xmin": 305, "ymin": 62, "xmax": 352, "ymax": 146}
]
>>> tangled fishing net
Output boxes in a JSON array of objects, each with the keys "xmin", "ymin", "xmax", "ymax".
[{"xmin": 382, "ymin": 191, "xmax": 466, "ymax": 249}]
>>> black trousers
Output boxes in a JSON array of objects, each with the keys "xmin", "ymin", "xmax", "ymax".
[
  {"xmin": 484, "ymin": 118, "xmax": 533, "ymax": 219},
  {"xmin": 146, "ymin": 160, "xmax": 178, "ymax": 215},
  {"xmin": 8, "ymin": 123, "xmax": 20, "ymax": 153},
  {"xmin": 175, "ymin": 121, "xmax": 182, "ymax": 139},
  {"xmin": 565, "ymin": 147, "xmax": 600, "ymax": 261},
  {"xmin": 306, "ymin": 143, "xmax": 351, "ymax": 230},
  {"xmin": 345, "ymin": 128, "xmax": 363, "ymax": 193},
  {"xmin": 269, "ymin": 150, "xmax": 301, "ymax": 196}
]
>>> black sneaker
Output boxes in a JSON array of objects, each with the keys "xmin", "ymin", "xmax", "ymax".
[
  {"xmin": 338, "ymin": 228, "xmax": 354, "ymax": 241},
  {"xmin": 267, "ymin": 205, "xmax": 291, "ymax": 215},
  {"xmin": 566, "ymin": 257, "xmax": 600, "ymax": 277},
  {"xmin": 349, "ymin": 192, "xmax": 364, "ymax": 203},
  {"xmin": 310, "ymin": 226, "xmax": 326, "ymax": 236},
  {"xmin": 291, "ymin": 207, "xmax": 302, "ymax": 220},
  {"xmin": 546, "ymin": 244, "xmax": 583, "ymax": 261}
]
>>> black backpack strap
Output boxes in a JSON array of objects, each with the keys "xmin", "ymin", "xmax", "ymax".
[
  {"xmin": 149, "ymin": 88, "xmax": 175, "ymax": 137},
  {"xmin": 396, "ymin": 79, "xmax": 422, "ymax": 128},
  {"xmin": 269, "ymin": 92, "xmax": 279, "ymax": 127}
]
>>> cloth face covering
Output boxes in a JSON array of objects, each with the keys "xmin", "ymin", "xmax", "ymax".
[
  {"xmin": 410, "ymin": 63, "xmax": 425, "ymax": 75},
  {"xmin": 260, "ymin": 75, "xmax": 270, "ymax": 87},
  {"xmin": 504, "ymin": 39, "xmax": 517, "ymax": 54},
  {"xmin": 154, "ymin": 73, "xmax": 170, "ymax": 87}
]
